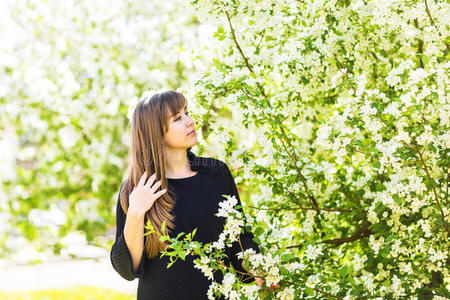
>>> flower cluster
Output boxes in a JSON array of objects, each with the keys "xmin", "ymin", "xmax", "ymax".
[
  {"xmin": 193, "ymin": 255, "xmax": 214, "ymax": 280},
  {"xmin": 212, "ymin": 195, "xmax": 244, "ymax": 249},
  {"xmin": 158, "ymin": 195, "xmax": 296, "ymax": 299}
]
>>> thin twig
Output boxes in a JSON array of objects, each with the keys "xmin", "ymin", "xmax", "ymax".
[
  {"xmin": 239, "ymin": 87, "xmax": 318, "ymax": 208},
  {"xmin": 416, "ymin": 147, "xmax": 449, "ymax": 233},
  {"xmin": 277, "ymin": 125, "xmax": 319, "ymax": 207},
  {"xmin": 446, "ymin": 171, "xmax": 449, "ymax": 206},
  {"xmin": 423, "ymin": 0, "xmax": 450, "ymax": 50},
  {"xmin": 222, "ymin": 8, "xmax": 266, "ymax": 98},
  {"xmin": 424, "ymin": 0, "xmax": 438, "ymax": 30}
]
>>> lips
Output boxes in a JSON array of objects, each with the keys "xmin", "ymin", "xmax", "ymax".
[{"xmin": 187, "ymin": 129, "xmax": 196, "ymax": 136}]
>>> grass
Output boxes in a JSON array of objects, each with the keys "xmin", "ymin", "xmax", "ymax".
[{"xmin": 0, "ymin": 286, "xmax": 135, "ymax": 300}]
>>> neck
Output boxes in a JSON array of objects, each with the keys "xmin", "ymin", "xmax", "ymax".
[{"xmin": 164, "ymin": 148, "xmax": 192, "ymax": 177}]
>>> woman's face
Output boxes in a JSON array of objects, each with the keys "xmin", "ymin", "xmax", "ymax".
[{"xmin": 163, "ymin": 104, "xmax": 197, "ymax": 150}]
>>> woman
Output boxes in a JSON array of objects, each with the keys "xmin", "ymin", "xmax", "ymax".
[{"xmin": 110, "ymin": 90, "xmax": 264, "ymax": 299}]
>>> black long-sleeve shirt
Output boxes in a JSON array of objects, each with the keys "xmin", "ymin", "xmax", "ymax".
[{"xmin": 110, "ymin": 151, "xmax": 260, "ymax": 299}]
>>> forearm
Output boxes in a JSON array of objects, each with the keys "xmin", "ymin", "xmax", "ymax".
[{"xmin": 124, "ymin": 210, "xmax": 145, "ymax": 273}]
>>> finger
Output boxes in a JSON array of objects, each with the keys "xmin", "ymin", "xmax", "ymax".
[
  {"xmin": 153, "ymin": 188, "xmax": 167, "ymax": 199},
  {"xmin": 137, "ymin": 171, "xmax": 147, "ymax": 187},
  {"xmin": 144, "ymin": 172, "xmax": 157, "ymax": 188},
  {"xmin": 149, "ymin": 180, "xmax": 162, "ymax": 193},
  {"xmin": 269, "ymin": 284, "xmax": 280, "ymax": 291}
]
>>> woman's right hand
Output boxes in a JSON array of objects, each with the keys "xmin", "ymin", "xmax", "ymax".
[{"xmin": 128, "ymin": 171, "xmax": 167, "ymax": 215}]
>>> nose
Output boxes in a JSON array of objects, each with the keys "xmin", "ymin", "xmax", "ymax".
[{"xmin": 185, "ymin": 115, "xmax": 194, "ymax": 127}]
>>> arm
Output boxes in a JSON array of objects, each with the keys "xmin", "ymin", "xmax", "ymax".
[
  {"xmin": 124, "ymin": 209, "xmax": 146, "ymax": 274},
  {"xmin": 110, "ymin": 183, "xmax": 146, "ymax": 281},
  {"xmin": 243, "ymin": 259, "xmax": 280, "ymax": 291}
]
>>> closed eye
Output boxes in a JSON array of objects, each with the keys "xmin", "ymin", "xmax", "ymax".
[{"xmin": 175, "ymin": 111, "xmax": 189, "ymax": 121}]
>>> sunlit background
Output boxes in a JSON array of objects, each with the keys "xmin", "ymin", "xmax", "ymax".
[
  {"xmin": 0, "ymin": 0, "xmax": 218, "ymax": 298},
  {"xmin": 2, "ymin": 0, "xmax": 449, "ymax": 298}
]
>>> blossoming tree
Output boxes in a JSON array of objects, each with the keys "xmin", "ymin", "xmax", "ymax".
[
  {"xmin": 1, "ymin": 0, "xmax": 448, "ymax": 298},
  {"xmin": 156, "ymin": 0, "xmax": 449, "ymax": 298}
]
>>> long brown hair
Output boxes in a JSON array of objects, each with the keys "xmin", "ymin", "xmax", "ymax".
[{"xmin": 120, "ymin": 90, "xmax": 189, "ymax": 259}]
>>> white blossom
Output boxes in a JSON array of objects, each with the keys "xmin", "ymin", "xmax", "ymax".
[{"xmin": 305, "ymin": 244, "xmax": 323, "ymax": 261}]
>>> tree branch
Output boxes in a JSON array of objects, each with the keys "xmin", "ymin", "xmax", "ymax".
[
  {"xmin": 424, "ymin": 0, "xmax": 438, "ymax": 31},
  {"xmin": 423, "ymin": 0, "xmax": 450, "ymax": 51},
  {"xmin": 239, "ymin": 87, "xmax": 319, "ymax": 208},
  {"xmin": 446, "ymin": 171, "xmax": 449, "ymax": 207},
  {"xmin": 248, "ymin": 205, "xmax": 352, "ymax": 213},
  {"xmin": 286, "ymin": 218, "xmax": 372, "ymax": 249},
  {"xmin": 222, "ymin": 6, "xmax": 319, "ymax": 207},
  {"xmin": 321, "ymin": 221, "xmax": 372, "ymax": 246},
  {"xmin": 402, "ymin": 141, "xmax": 449, "ymax": 234},
  {"xmin": 415, "ymin": 18, "xmax": 425, "ymax": 69},
  {"xmin": 277, "ymin": 125, "xmax": 319, "ymax": 207},
  {"xmin": 222, "ymin": 8, "xmax": 266, "ymax": 98}
]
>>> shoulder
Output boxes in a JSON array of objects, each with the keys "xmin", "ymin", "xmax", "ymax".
[
  {"xmin": 187, "ymin": 150, "xmax": 229, "ymax": 177},
  {"xmin": 203, "ymin": 157, "xmax": 229, "ymax": 173}
]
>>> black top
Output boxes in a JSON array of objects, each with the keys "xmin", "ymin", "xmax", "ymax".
[{"xmin": 110, "ymin": 151, "xmax": 260, "ymax": 300}]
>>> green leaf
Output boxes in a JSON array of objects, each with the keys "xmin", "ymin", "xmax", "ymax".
[
  {"xmin": 254, "ymin": 226, "xmax": 264, "ymax": 236},
  {"xmin": 281, "ymin": 253, "xmax": 291, "ymax": 262},
  {"xmin": 375, "ymin": 202, "xmax": 384, "ymax": 214},
  {"xmin": 213, "ymin": 26, "xmax": 226, "ymax": 41},
  {"xmin": 161, "ymin": 220, "xmax": 166, "ymax": 233},
  {"xmin": 160, "ymin": 235, "xmax": 170, "ymax": 242},
  {"xmin": 340, "ymin": 266, "xmax": 348, "ymax": 277},
  {"xmin": 279, "ymin": 265, "xmax": 290, "ymax": 276},
  {"xmin": 375, "ymin": 183, "xmax": 386, "ymax": 192},
  {"xmin": 167, "ymin": 261, "xmax": 175, "ymax": 269},
  {"xmin": 145, "ymin": 221, "xmax": 155, "ymax": 233},
  {"xmin": 428, "ymin": 144, "xmax": 437, "ymax": 153},
  {"xmin": 304, "ymin": 287, "xmax": 314, "ymax": 296}
]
